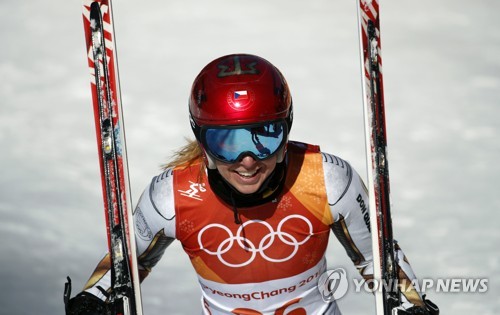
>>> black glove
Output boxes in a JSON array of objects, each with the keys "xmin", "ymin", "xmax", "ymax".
[
  {"xmin": 397, "ymin": 295, "xmax": 439, "ymax": 315},
  {"xmin": 66, "ymin": 292, "xmax": 110, "ymax": 315},
  {"xmin": 64, "ymin": 277, "xmax": 110, "ymax": 315}
]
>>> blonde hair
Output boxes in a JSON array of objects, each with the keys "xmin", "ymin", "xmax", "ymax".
[{"xmin": 162, "ymin": 139, "xmax": 206, "ymax": 180}]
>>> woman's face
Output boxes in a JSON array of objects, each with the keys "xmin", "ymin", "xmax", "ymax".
[{"xmin": 215, "ymin": 154, "xmax": 278, "ymax": 195}]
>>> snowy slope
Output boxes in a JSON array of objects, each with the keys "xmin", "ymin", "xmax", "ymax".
[{"xmin": 0, "ymin": 1, "xmax": 498, "ymax": 314}]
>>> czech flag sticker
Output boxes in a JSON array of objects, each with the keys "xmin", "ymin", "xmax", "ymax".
[
  {"xmin": 227, "ymin": 89, "xmax": 254, "ymax": 110},
  {"xmin": 234, "ymin": 90, "xmax": 248, "ymax": 100}
]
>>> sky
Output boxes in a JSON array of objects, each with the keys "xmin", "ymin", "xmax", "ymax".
[{"xmin": 0, "ymin": 0, "xmax": 499, "ymax": 314}]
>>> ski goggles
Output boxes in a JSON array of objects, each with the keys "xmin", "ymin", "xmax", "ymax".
[{"xmin": 200, "ymin": 120, "xmax": 287, "ymax": 163}]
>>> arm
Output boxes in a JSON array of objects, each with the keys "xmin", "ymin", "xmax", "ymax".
[
  {"xmin": 66, "ymin": 170, "xmax": 177, "ymax": 313},
  {"xmin": 322, "ymin": 153, "xmax": 434, "ymax": 311}
]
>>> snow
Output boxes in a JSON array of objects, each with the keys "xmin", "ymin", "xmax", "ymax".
[{"xmin": 0, "ymin": 0, "xmax": 499, "ymax": 314}]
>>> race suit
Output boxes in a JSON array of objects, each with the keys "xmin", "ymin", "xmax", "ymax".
[{"xmin": 82, "ymin": 141, "xmax": 425, "ymax": 314}]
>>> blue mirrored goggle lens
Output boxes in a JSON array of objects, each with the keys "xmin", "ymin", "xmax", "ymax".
[{"xmin": 203, "ymin": 121, "xmax": 286, "ymax": 163}]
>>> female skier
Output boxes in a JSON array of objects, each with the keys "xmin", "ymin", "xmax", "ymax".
[{"xmin": 67, "ymin": 54, "xmax": 437, "ymax": 315}]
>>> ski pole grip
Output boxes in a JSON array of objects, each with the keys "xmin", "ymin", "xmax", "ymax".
[
  {"xmin": 63, "ymin": 276, "xmax": 72, "ymax": 313},
  {"xmin": 423, "ymin": 295, "xmax": 439, "ymax": 315}
]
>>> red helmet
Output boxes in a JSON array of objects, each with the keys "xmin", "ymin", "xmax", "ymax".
[{"xmin": 189, "ymin": 54, "xmax": 293, "ymax": 168}]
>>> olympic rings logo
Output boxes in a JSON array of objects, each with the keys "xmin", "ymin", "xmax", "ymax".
[{"xmin": 197, "ymin": 215, "xmax": 313, "ymax": 268}]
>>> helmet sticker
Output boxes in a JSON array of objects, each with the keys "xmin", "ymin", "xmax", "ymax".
[
  {"xmin": 217, "ymin": 56, "xmax": 259, "ymax": 77},
  {"xmin": 226, "ymin": 88, "xmax": 255, "ymax": 111}
]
